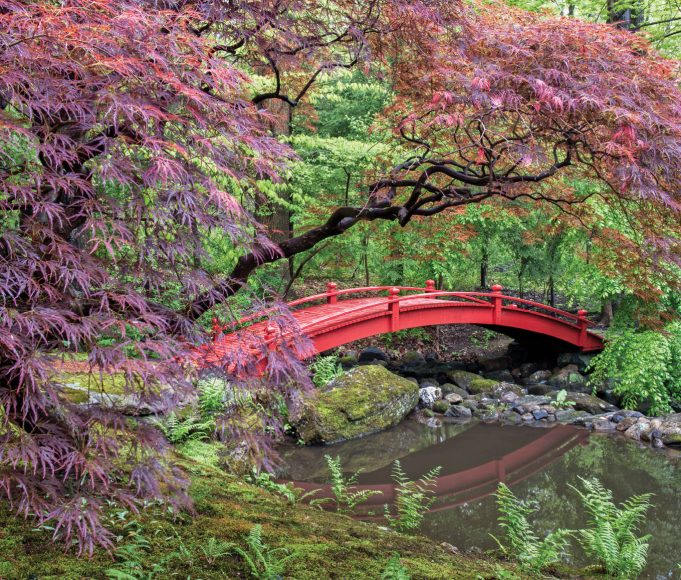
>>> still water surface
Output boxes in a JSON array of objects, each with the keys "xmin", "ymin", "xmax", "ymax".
[{"xmin": 280, "ymin": 420, "xmax": 681, "ymax": 579}]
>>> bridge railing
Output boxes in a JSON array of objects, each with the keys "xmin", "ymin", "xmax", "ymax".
[{"xmin": 211, "ymin": 281, "xmax": 594, "ymax": 342}]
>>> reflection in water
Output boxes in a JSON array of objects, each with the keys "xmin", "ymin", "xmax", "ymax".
[{"xmin": 280, "ymin": 420, "xmax": 681, "ymax": 579}]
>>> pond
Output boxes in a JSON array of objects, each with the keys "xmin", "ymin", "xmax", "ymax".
[{"xmin": 279, "ymin": 420, "xmax": 681, "ymax": 579}]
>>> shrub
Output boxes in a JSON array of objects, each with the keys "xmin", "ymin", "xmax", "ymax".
[{"xmin": 588, "ymin": 321, "xmax": 681, "ymax": 414}]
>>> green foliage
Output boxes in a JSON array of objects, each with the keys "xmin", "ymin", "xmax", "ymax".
[
  {"xmin": 316, "ymin": 454, "xmax": 383, "ymax": 513},
  {"xmin": 309, "ymin": 355, "xmax": 344, "ymax": 388},
  {"xmin": 381, "ymin": 553, "xmax": 411, "ymax": 580},
  {"xmin": 553, "ymin": 389, "xmax": 576, "ymax": 409},
  {"xmin": 384, "ymin": 461, "xmax": 442, "ymax": 533},
  {"xmin": 157, "ymin": 411, "xmax": 214, "ymax": 445},
  {"xmin": 589, "ymin": 321, "xmax": 681, "ymax": 413},
  {"xmin": 227, "ymin": 524, "xmax": 295, "ymax": 580},
  {"xmin": 199, "ymin": 536, "xmax": 232, "ymax": 565},
  {"xmin": 492, "ymin": 483, "xmax": 571, "ymax": 574},
  {"xmin": 570, "ymin": 477, "xmax": 652, "ymax": 579},
  {"xmin": 250, "ymin": 471, "xmax": 320, "ymax": 505}
]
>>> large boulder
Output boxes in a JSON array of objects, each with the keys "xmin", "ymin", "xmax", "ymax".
[
  {"xmin": 419, "ymin": 386, "xmax": 442, "ymax": 409},
  {"xmin": 569, "ymin": 392, "xmax": 618, "ymax": 415},
  {"xmin": 293, "ymin": 365, "xmax": 419, "ymax": 444},
  {"xmin": 446, "ymin": 370, "xmax": 498, "ymax": 394}
]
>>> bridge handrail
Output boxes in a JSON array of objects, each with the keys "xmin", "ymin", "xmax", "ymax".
[{"xmin": 211, "ymin": 283, "xmax": 594, "ymax": 338}]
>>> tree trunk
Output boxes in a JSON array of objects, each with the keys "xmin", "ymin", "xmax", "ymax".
[{"xmin": 599, "ymin": 300, "xmax": 614, "ymax": 326}]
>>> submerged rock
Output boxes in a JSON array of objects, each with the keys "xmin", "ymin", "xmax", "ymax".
[
  {"xmin": 444, "ymin": 404, "xmax": 473, "ymax": 419},
  {"xmin": 293, "ymin": 365, "xmax": 419, "ymax": 444}
]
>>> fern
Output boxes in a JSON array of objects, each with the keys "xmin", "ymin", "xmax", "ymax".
[
  {"xmin": 492, "ymin": 483, "xmax": 571, "ymax": 574},
  {"xmin": 250, "ymin": 471, "xmax": 320, "ymax": 505},
  {"xmin": 314, "ymin": 455, "xmax": 383, "ymax": 513},
  {"xmin": 570, "ymin": 477, "xmax": 652, "ymax": 579},
  {"xmin": 157, "ymin": 411, "xmax": 214, "ymax": 444},
  {"xmin": 227, "ymin": 524, "xmax": 295, "ymax": 579},
  {"xmin": 381, "ymin": 553, "xmax": 411, "ymax": 579},
  {"xmin": 309, "ymin": 355, "xmax": 344, "ymax": 388},
  {"xmin": 384, "ymin": 460, "xmax": 441, "ymax": 533}
]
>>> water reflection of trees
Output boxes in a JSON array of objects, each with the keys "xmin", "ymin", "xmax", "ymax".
[{"xmin": 422, "ymin": 435, "xmax": 681, "ymax": 578}]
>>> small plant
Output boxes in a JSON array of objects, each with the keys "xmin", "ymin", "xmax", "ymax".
[
  {"xmin": 384, "ymin": 461, "xmax": 441, "ymax": 533},
  {"xmin": 570, "ymin": 477, "xmax": 652, "ymax": 579},
  {"xmin": 309, "ymin": 355, "xmax": 344, "ymax": 387},
  {"xmin": 200, "ymin": 536, "xmax": 232, "ymax": 565},
  {"xmin": 553, "ymin": 389, "xmax": 575, "ymax": 409},
  {"xmin": 381, "ymin": 553, "xmax": 411, "ymax": 579},
  {"xmin": 470, "ymin": 329, "xmax": 497, "ymax": 349},
  {"xmin": 157, "ymin": 411, "xmax": 214, "ymax": 444},
  {"xmin": 316, "ymin": 455, "xmax": 383, "ymax": 513},
  {"xmin": 105, "ymin": 521, "xmax": 176, "ymax": 579},
  {"xmin": 250, "ymin": 471, "xmax": 320, "ymax": 505},
  {"xmin": 227, "ymin": 524, "xmax": 295, "ymax": 580},
  {"xmin": 492, "ymin": 483, "xmax": 571, "ymax": 574}
]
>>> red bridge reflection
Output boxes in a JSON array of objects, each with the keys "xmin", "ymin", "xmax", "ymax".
[{"xmin": 284, "ymin": 424, "xmax": 588, "ymax": 515}]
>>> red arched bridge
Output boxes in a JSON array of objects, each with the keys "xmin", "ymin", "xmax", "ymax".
[{"xmin": 197, "ymin": 282, "xmax": 604, "ymax": 367}]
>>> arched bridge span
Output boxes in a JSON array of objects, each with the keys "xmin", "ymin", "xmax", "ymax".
[{"xmin": 200, "ymin": 282, "xmax": 604, "ymax": 366}]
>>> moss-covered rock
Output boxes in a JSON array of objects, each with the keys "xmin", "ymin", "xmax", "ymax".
[
  {"xmin": 468, "ymin": 377, "xmax": 500, "ymax": 395},
  {"xmin": 432, "ymin": 400, "xmax": 451, "ymax": 414},
  {"xmin": 446, "ymin": 370, "xmax": 480, "ymax": 390},
  {"xmin": 294, "ymin": 366, "xmax": 419, "ymax": 444}
]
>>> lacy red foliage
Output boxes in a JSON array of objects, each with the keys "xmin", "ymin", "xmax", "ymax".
[{"xmin": 0, "ymin": 0, "xmax": 295, "ymax": 553}]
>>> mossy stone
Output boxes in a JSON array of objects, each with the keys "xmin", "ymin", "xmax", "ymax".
[
  {"xmin": 294, "ymin": 365, "xmax": 419, "ymax": 444},
  {"xmin": 467, "ymin": 377, "xmax": 499, "ymax": 395},
  {"xmin": 432, "ymin": 400, "xmax": 451, "ymax": 414}
]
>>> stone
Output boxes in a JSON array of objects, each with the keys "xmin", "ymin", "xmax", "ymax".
[
  {"xmin": 88, "ymin": 392, "xmax": 169, "ymax": 416},
  {"xmin": 592, "ymin": 418, "xmax": 617, "ymax": 431},
  {"xmin": 532, "ymin": 409, "xmax": 549, "ymax": 421},
  {"xmin": 521, "ymin": 413, "xmax": 534, "ymax": 422},
  {"xmin": 477, "ymin": 355, "xmax": 511, "ymax": 372},
  {"xmin": 616, "ymin": 417, "xmax": 639, "ymax": 432},
  {"xmin": 338, "ymin": 354, "xmax": 358, "ymax": 369},
  {"xmin": 432, "ymin": 400, "xmax": 451, "ymax": 414},
  {"xmin": 440, "ymin": 542, "xmax": 459, "ymax": 555},
  {"xmin": 445, "ymin": 404, "xmax": 473, "ymax": 419},
  {"xmin": 446, "ymin": 370, "xmax": 482, "ymax": 391},
  {"xmin": 440, "ymin": 383, "xmax": 468, "ymax": 398},
  {"xmin": 527, "ymin": 384, "xmax": 554, "ymax": 396},
  {"xmin": 462, "ymin": 399, "xmax": 479, "ymax": 411},
  {"xmin": 556, "ymin": 352, "xmax": 594, "ymax": 372},
  {"xmin": 401, "ymin": 351, "xmax": 426, "ymax": 366},
  {"xmin": 484, "ymin": 369, "xmax": 515, "ymax": 383},
  {"xmin": 419, "ymin": 377, "xmax": 440, "ymax": 388},
  {"xmin": 555, "ymin": 409, "xmax": 589, "ymax": 423},
  {"xmin": 419, "ymin": 386, "xmax": 442, "ymax": 409},
  {"xmin": 517, "ymin": 362, "xmax": 539, "ymax": 378},
  {"xmin": 444, "ymin": 393, "xmax": 463, "ymax": 405},
  {"xmin": 358, "ymin": 347, "xmax": 390, "ymax": 364},
  {"xmin": 293, "ymin": 365, "xmax": 419, "ymax": 444},
  {"xmin": 500, "ymin": 390, "xmax": 520, "ymax": 404},
  {"xmin": 467, "ymin": 377, "xmax": 500, "ymax": 395},
  {"xmin": 525, "ymin": 370, "xmax": 552, "ymax": 385},
  {"xmin": 569, "ymin": 392, "xmax": 618, "ymax": 415},
  {"xmin": 502, "ymin": 411, "xmax": 522, "ymax": 425},
  {"xmin": 624, "ymin": 420, "xmax": 651, "ymax": 441},
  {"xmin": 490, "ymin": 382, "xmax": 526, "ymax": 400},
  {"xmin": 548, "ymin": 367, "xmax": 587, "ymax": 391}
]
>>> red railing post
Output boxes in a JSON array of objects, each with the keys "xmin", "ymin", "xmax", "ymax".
[
  {"xmin": 577, "ymin": 309, "xmax": 588, "ymax": 347},
  {"xmin": 425, "ymin": 279, "xmax": 436, "ymax": 294},
  {"xmin": 491, "ymin": 284, "xmax": 503, "ymax": 324},
  {"xmin": 389, "ymin": 287, "xmax": 400, "ymax": 332},
  {"xmin": 211, "ymin": 317, "xmax": 221, "ymax": 342},
  {"xmin": 264, "ymin": 324, "xmax": 278, "ymax": 352},
  {"xmin": 326, "ymin": 282, "xmax": 338, "ymax": 305}
]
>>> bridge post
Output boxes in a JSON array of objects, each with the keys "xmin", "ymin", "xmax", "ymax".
[
  {"xmin": 264, "ymin": 324, "xmax": 278, "ymax": 352},
  {"xmin": 577, "ymin": 309, "xmax": 588, "ymax": 347},
  {"xmin": 491, "ymin": 284, "xmax": 503, "ymax": 324},
  {"xmin": 389, "ymin": 287, "xmax": 400, "ymax": 332},
  {"xmin": 425, "ymin": 279, "xmax": 436, "ymax": 294},
  {"xmin": 326, "ymin": 282, "xmax": 338, "ymax": 305},
  {"xmin": 211, "ymin": 317, "xmax": 221, "ymax": 342}
]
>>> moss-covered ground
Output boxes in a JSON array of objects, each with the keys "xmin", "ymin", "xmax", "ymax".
[{"xmin": 0, "ymin": 443, "xmax": 529, "ymax": 580}]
